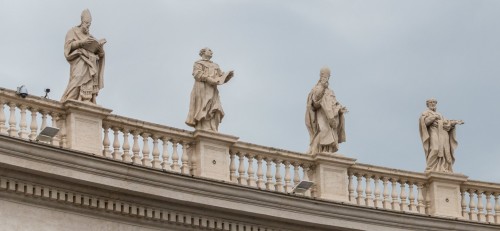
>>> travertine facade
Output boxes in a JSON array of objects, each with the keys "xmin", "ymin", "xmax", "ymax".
[{"xmin": 1, "ymin": 87, "xmax": 499, "ymax": 230}]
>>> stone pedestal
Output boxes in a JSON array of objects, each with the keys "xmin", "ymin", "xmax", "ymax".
[
  {"xmin": 63, "ymin": 100, "xmax": 112, "ymax": 155},
  {"xmin": 192, "ymin": 130, "xmax": 238, "ymax": 182},
  {"xmin": 426, "ymin": 171, "xmax": 468, "ymax": 218},
  {"xmin": 312, "ymin": 152, "xmax": 356, "ymax": 202}
]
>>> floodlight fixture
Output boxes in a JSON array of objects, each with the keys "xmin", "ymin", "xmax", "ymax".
[
  {"xmin": 292, "ymin": 180, "xmax": 314, "ymax": 195},
  {"xmin": 36, "ymin": 126, "xmax": 60, "ymax": 143}
]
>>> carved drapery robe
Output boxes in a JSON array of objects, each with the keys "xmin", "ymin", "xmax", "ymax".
[
  {"xmin": 419, "ymin": 109, "xmax": 458, "ymax": 172},
  {"xmin": 305, "ymin": 84, "xmax": 346, "ymax": 154},
  {"xmin": 61, "ymin": 27, "xmax": 105, "ymax": 103},
  {"xmin": 185, "ymin": 60, "xmax": 225, "ymax": 131}
]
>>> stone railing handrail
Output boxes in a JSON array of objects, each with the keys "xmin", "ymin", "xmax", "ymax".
[
  {"xmin": 461, "ymin": 180, "xmax": 500, "ymax": 193},
  {"xmin": 103, "ymin": 114, "xmax": 194, "ymax": 142},
  {"xmin": 231, "ymin": 141, "xmax": 314, "ymax": 163},
  {"xmin": 349, "ymin": 162, "xmax": 428, "ymax": 182},
  {"xmin": 0, "ymin": 88, "xmax": 65, "ymax": 114}
]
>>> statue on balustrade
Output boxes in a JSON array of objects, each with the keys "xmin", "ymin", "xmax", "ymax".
[
  {"xmin": 305, "ymin": 67, "xmax": 348, "ymax": 154},
  {"xmin": 419, "ymin": 98, "xmax": 464, "ymax": 173},
  {"xmin": 185, "ymin": 48, "xmax": 234, "ymax": 132},
  {"xmin": 61, "ymin": 9, "xmax": 106, "ymax": 104}
]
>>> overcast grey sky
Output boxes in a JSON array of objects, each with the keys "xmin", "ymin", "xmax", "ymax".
[{"xmin": 1, "ymin": 0, "xmax": 499, "ymax": 182}]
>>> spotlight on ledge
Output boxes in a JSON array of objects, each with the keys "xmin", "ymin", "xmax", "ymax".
[
  {"xmin": 16, "ymin": 85, "xmax": 28, "ymax": 98},
  {"xmin": 292, "ymin": 180, "xmax": 314, "ymax": 195},
  {"xmin": 36, "ymin": 126, "xmax": 60, "ymax": 143}
]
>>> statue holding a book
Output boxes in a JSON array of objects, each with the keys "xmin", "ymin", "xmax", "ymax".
[
  {"xmin": 185, "ymin": 47, "xmax": 234, "ymax": 132},
  {"xmin": 61, "ymin": 9, "xmax": 106, "ymax": 104}
]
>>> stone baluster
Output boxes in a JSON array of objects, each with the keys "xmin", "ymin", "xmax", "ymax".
[
  {"xmin": 141, "ymin": 133, "xmax": 151, "ymax": 167},
  {"xmin": 400, "ymin": 180, "xmax": 408, "ymax": 211},
  {"xmin": 265, "ymin": 158, "xmax": 274, "ymax": 190},
  {"xmin": 461, "ymin": 189, "xmax": 467, "ymax": 218},
  {"xmin": 365, "ymin": 175, "xmax": 373, "ymax": 207},
  {"xmin": 246, "ymin": 154, "xmax": 256, "ymax": 187},
  {"xmin": 391, "ymin": 178, "xmax": 399, "ymax": 210},
  {"xmin": 102, "ymin": 125, "xmax": 111, "ymax": 158},
  {"xmin": 425, "ymin": 185, "xmax": 431, "ymax": 215},
  {"xmin": 40, "ymin": 110, "xmax": 48, "ymax": 130},
  {"xmin": 355, "ymin": 173, "xmax": 364, "ymax": 205},
  {"xmin": 58, "ymin": 115, "xmax": 67, "ymax": 148},
  {"xmin": 0, "ymin": 100, "xmax": 7, "ymax": 135},
  {"xmin": 284, "ymin": 161, "xmax": 292, "ymax": 193},
  {"xmin": 348, "ymin": 172, "xmax": 355, "ymax": 202},
  {"xmin": 274, "ymin": 159, "xmax": 283, "ymax": 192},
  {"xmin": 28, "ymin": 107, "xmax": 38, "ymax": 140},
  {"xmin": 18, "ymin": 105, "xmax": 29, "ymax": 139},
  {"xmin": 50, "ymin": 113, "xmax": 60, "ymax": 146},
  {"xmin": 382, "ymin": 177, "xmax": 390, "ymax": 209},
  {"xmin": 417, "ymin": 183, "xmax": 426, "ymax": 214},
  {"xmin": 121, "ymin": 129, "xmax": 132, "ymax": 162},
  {"xmin": 181, "ymin": 142, "xmax": 190, "ymax": 174},
  {"xmin": 256, "ymin": 156, "xmax": 264, "ymax": 189},
  {"xmin": 408, "ymin": 182, "xmax": 417, "ymax": 212},
  {"xmin": 151, "ymin": 135, "xmax": 161, "ymax": 169},
  {"xmin": 293, "ymin": 162, "xmax": 301, "ymax": 187},
  {"xmin": 229, "ymin": 151, "xmax": 236, "ymax": 182},
  {"xmin": 373, "ymin": 176, "xmax": 381, "ymax": 208},
  {"xmin": 237, "ymin": 152, "xmax": 246, "ymax": 185},
  {"xmin": 7, "ymin": 102, "xmax": 18, "ymax": 137},
  {"xmin": 112, "ymin": 127, "xmax": 121, "ymax": 160},
  {"xmin": 160, "ymin": 138, "xmax": 171, "ymax": 170},
  {"xmin": 486, "ymin": 192, "xmax": 494, "ymax": 223},
  {"xmin": 131, "ymin": 131, "xmax": 142, "ymax": 165},
  {"xmin": 302, "ymin": 163, "xmax": 311, "ymax": 197},
  {"xmin": 469, "ymin": 189, "xmax": 478, "ymax": 221},
  {"xmin": 171, "ymin": 141, "xmax": 180, "ymax": 172},
  {"xmin": 477, "ymin": 190, "xmax": 485, "ymax": 221},
  {"xmin": 494, "ymin": 193, "xmax": 500, "ymax": 224}
]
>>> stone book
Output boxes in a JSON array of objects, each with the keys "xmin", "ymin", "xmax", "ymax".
[
  {"xmin": 83, "ymin": 38, "xmax": 106, "ymax": 53},
  {"xmin": 215, "ymin": 70, "xmax": 234, "ymax": 85}
]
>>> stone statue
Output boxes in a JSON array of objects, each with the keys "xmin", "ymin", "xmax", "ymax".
[
  {"xmin": 185, "ymin": 48, "xmax": 234, "ymax": 132},
  {"xmin": 305, "ymin": 67, "xmax": 348, "ymax": 154},
  {"xmin": 419, "ymin": 98, "xmax": 464, "ymax": 173},
  {"xmin": 61, "ymin": 9, "xmax": 106, "ymax": 104}
]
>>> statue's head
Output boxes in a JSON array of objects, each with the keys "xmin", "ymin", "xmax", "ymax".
[
  {"xmin": 319, "ymin": 66, "xmax": 331, "ymax": 84},
  {"xmin": 426, "ymin": 98, "xmax": 437, "ymax": 111},
  {"xmin": 199, "ymin": 47, "xmax": 213, "ymax": 60},
  {"xmin": 80, "ymin": 9, "xmax": 92, "ymax": 35}
]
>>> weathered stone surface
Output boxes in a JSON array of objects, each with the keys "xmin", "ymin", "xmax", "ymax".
[
  {"xmin": 61, "ymin": 9, "xmax": 106, "ymax": 104},
  {"xmin": 306, "ymin": 67, "xmax": 348, "ymax": 154}
]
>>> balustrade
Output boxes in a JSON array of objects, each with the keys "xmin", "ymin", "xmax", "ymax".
[
  {"xmin": 0, "ymin": 89, "xmax": 66, "ymax": 148},
  {"xmin": 4, "ymin": 87, "xmax": 500, "ymax": 225},
  {"xmin": 101, "ymin": 115, "xmax": 194, "ymax": 175},
  {"xmin": 229, "ymin": 145, "xmax": 314, "ymax": 196},
  {"xmin": 461, "ymin": 182, "xmax": 500, "ymax": 224},
  {"xmin": 348, "ymin": 165, "xmax": 428, "ymax": 214}
]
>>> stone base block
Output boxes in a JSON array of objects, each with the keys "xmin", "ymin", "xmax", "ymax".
[
  {"xmin": 426, "ymin": 172, "xmax": 468, "ymax": 218},
  {"xmin": 63, "ymin": 100, "xmax": 112, "ymax": 155},
  {"xmin": 192, "ymin": 130, "xmax": 238, "ymax": 182},
  {"xmin": 313, "ymin": 152, "xmax": 356, "ymax": 202}
]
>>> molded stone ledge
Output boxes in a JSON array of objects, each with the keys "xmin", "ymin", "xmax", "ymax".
[
  {"xmin": 0, "ymin": 135, "xmax": 499, "ymax": 231},
  {"xmin": 63, "ymin": 99, "xmax": 113, "ymax": 118},
  {"xmin": 193, "ymin": 129, "xmax": 239, "ymax": 145}
]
